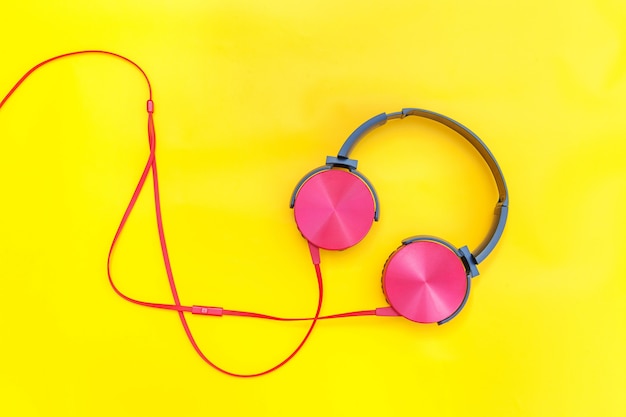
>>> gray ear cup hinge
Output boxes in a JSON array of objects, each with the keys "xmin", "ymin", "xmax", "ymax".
[
  {"xmin": 326, "ymin": 155, "xmax": 358, "ymax": 169},
  {"xmin": 458, "ymin": 245, "xmax": 479, "ymax": 278}
]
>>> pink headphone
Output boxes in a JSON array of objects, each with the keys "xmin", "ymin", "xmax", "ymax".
[
  {"xmin": 1, "ymin": 51, "xmax": 508, "ymax": 378},
  {"xmin": 291, "ymin": 109, "xmax": 509, "ymax": 325}
]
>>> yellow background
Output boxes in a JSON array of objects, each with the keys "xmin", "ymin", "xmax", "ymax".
[{"xmin": 1, "ymin": 1, "xmax": 625, "ymax": 416}]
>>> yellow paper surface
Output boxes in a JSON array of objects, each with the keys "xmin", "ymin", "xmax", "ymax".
[{"xmin": 1, "ymin": 1, "xmax": 625, "ymax": 416}]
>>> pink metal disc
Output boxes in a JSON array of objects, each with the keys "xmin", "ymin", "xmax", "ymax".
[
  {"xmin": 382, "ymin": 240, "xmax": 468, "ymax": 323},
  {"xmin": 293, "ymin": 169, "xmax": 375, "ymax": 250}
]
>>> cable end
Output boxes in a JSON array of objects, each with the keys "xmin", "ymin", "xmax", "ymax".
[
  {"xmin": 307, "ymin": 241, "xmax": 321, "ymax": 265},
  {"xmin": 375, "ymin": 307, "xmax": 399, "ymax": 317}
]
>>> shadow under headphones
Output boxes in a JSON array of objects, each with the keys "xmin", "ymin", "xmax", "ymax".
[
  {"xmin": 1, "ymin": 51, "xmax": 508, "ymax": 378},
  {"xmin": 290, "ymin": 108, "xmax": 509, "ymax": 325}
]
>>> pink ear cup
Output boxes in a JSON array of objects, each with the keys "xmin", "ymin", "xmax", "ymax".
[
  {"xmin": 382, "ymin": 240, "xmax": 468, "ymax": 323},
  {"xmin": 293, "ymin": 169, "xmax": 375, "ymax": 250}
]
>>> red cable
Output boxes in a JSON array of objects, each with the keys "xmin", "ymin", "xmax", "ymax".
[
  {"xmin": 222, "ymin": 309, "xmax": 377, "ymax": 321},
  {"xmin": 0, "ymin": 50, "xmax": 152, "ymax": 109},
  {"xmin": 1, "ymin": 50, "xmax": 326, "ymax": 377}
]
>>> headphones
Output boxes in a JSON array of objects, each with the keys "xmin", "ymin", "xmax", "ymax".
[
  {"xmin": 290, "ymin": 108, "xmax": 508, "ymax": 324},
  {"xmin": 1, "ymin": 51, "xmax": 508, "ymax": 377}
]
